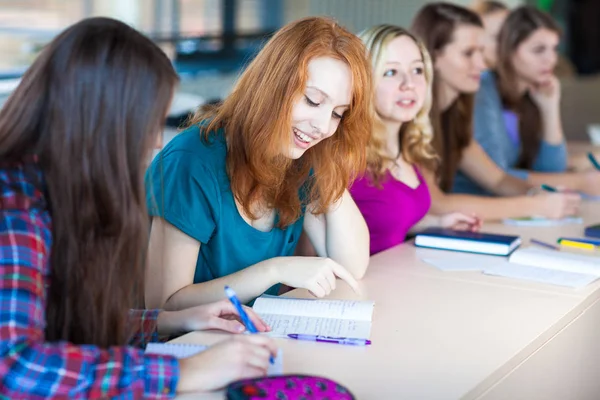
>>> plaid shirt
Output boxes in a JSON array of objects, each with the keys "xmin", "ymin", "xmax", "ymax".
[{"xmin": 0, "ymin": 161, "xmax": 179, "ymax": 399}]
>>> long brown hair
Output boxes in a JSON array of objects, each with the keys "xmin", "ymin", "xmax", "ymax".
[
  {"xmin": 189, "ymin": 17, "xmax": 373, "ymax": 228},
  {"xmin": 411, "ymin": 2, "xmax": 483, "ymax": 192},
  {"xmin": 0, "ymin": 18, "xmax": 178, "ymax": 347},
  {"xmin": 358, "ymin": 24, "xmax": 437, "ymax": 186},
  {"xmin": 496, "ymin": 6, "xmax": 561, "ymax": 168}
]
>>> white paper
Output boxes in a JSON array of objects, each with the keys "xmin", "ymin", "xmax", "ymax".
[
  {"xmin": 502, "ymin": 216, "xmax": 583, "ymax": 227},
  {"xmin": 483, "ymin": 262, "xmax": 598, "ymax": 289},
  {"xmin": 422, "ymin": 257, "xmax": 503, "ymax": 272},
  {"xmin": 253, "ymin": 296, "xmax": 374, "ymax": 321},
  {"xmin": 260, "ymin": 314, "xmax": 372, "ymax": 339},
  {"xmin": 509, "ymin": 247, "xmax": 600, "ymax": 276},
  {"xmin": 146, "ymin": 342, "xmax": 283, "ymax": 375},
  {"xmin": 252, "ymin": 296, "xmax": 374, "ymax": 340}
]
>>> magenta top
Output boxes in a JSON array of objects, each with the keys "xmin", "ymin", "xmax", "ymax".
[{"xmin": 350, "ymin": 166, "xmax": 431, "ymax": 255}]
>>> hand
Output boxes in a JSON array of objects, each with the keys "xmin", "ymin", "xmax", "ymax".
[
  {"xmin": 158, "ymin": 300, "xmax": 270, "ymax": 336},
  {"xmin": 177, "ymin": 335, "xmax": 278, "ymax": 393},
  {"xmin": 273, "ymin": 257, "xmax": 360, "ymax": 298},
  {"xmin": 439, "ymin": 212, "xmax": 482, "ymax": 232},
  {"xmin": 579, "ymin": 170, "xmax": 600, "ymax": 196},
  {"xmin": 533, "ymin": 191, "xmax": 581, "ymax": 219},
  {"xmin": 528, "ymin": 75, "xmax": 561, "ymax": 114}
]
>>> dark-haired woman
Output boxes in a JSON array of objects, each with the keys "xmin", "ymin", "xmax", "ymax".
[{"xmin": 0, "ymin": 17, "xmax": 275, "ymax": 399}]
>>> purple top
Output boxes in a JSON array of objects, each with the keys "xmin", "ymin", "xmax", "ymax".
[
  {"xmin": 502, "ymin": 109, "xmax": 520, "ymax": 147},
  {"xmin": 349, "ymin": 166, "xmax": 431, "ymax": 255}
]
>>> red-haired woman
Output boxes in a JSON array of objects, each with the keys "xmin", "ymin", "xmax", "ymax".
[{"xmin": 146, "ymin": 17, "xmax": 373, "ymax": 308}]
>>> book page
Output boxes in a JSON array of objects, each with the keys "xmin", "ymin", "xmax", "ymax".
[
  {"xmin": 509, "ymin": 247, "xmax": 600, "ymax": 276},
  {"xmin": 253, "ymin": 296, "xmax": 374, "ymax": 321},
  {"xmin": 484, "ymin": 262, "xmax": 598, "ymax": 289},
  {"xmin": 146, "ymin": 342, "xmax": 283, "ymax": 375},
  {"xmin": 261, "ymin": 314, "xmax": 372, "ymax": 339}
]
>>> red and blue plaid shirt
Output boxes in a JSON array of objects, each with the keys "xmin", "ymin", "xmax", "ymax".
[{"xmin": 0, "ymin": 161, "xmax": 179, "ymax": 399}]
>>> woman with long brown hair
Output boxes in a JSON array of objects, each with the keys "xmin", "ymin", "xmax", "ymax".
[
  {"xmin": 0, "ymin": 17, "xmax": 275, "ymax": 398},
  {"xmin": 145, "ymin": 17, "xmax": 372, "ymax": 309},
  {"xmin": 468, "ymin": 6, "xmax": 600, "ymax": 196},
  {"xmin": 410, "ymin": 2, "xmax": 581, "ymax": 220}
]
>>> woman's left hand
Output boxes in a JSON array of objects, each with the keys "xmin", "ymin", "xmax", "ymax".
[{"xmin": 439, "ymin": 212, "xmax": 482, "ymax": 232}]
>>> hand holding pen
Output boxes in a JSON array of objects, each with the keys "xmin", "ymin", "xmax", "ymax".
[{"xmin": 225, "ymin": 286, "xmax": 275, "ymax": 363}]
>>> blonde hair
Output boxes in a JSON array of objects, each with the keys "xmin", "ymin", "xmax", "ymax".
[{"xmin": 358, "ymin": 24, "xmax": 436, "ymax": 185}]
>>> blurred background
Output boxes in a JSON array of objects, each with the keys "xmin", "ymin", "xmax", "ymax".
[{"xmin": 1, "ymin": 0, "xmax": 598, "ymax": 141}]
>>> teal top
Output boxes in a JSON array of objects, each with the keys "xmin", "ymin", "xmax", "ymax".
[{"xmin": 146, "ymin": 126, "xmax": 305, "ymax": 296}]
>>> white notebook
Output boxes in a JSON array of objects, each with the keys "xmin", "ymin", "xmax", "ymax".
[
  {"xmin": 252, "ymin": 295, "xmax": 375, "ymax": 340},
  {"xmin": 145, "ymin": 342, "xmax": 283, "ymax": 375},
  {"xmin": 502, "ymin": 216, "xmax": 583, "ymax": 227},
  {"xmin": 423, "ymin": 247, "xmax": 600, "ymax": 289}
]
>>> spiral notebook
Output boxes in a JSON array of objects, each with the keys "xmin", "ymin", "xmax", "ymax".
[{"xmin": 146, "ymin": 342, "xmax": 283, "ymax": 375}]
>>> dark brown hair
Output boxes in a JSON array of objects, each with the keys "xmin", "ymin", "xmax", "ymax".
[
  {"xmin": 0, "ymin": 18, "xmax": 178, "ymax": 347},
  {"xmin": 411, "ymin": 2, "xmax": 483, "ymax": 191},
  {"xmin": 190, "ymin": 17, "xmax": 372, "ymax": 227},
  {"xmin": 496, "ymin": 6, "xmax": 561, "ymax": 168}
]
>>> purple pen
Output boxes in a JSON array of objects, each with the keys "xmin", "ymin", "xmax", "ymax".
[
  {"xmin": 287, "ymin": 334, "xmax": 371, "ymax": 346},
  {"xmin": 530, "ymin": 238, "xmax": 559, "ymax": 250}
]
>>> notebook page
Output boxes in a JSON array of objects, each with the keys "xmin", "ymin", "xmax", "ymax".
[
  {"xmin": 146, "ymin": 343, "xmax": 284, "ymax": 375},
  {"xmin": 253, "ymin": 296, "xmax": 374, "ymax": 321},
  {"xmin": 483, "ymin": 262, "xmax": 598, "ymax": 289},
  {"xmin": 261, "ymin": 314, "xmax": 372, "ymax": 339},
  {"xmin": 509, "ymin": 247, "xmax": 600, "ymax": 276}
]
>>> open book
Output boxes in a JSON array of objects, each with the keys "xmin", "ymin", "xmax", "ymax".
[
  {"xmin": 252, "ymin": 295, "xmax": 375, "ymax": 340},
  {"xmin": 422, "ymin": 247, "xmax": 600, "ymax": 289}
]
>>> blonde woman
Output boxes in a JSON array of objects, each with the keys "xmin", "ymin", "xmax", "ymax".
[{"xmin": 349, "ymin": 25, "xmax": 480, "ymax": 255}]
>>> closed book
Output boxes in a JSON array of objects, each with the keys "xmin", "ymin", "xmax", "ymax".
[
  {"xmin": 585, "ymin": 224, "xmax": 600, "ymax": 239},
  {"xmin": 414, "ymin": 228, "xmax": 521, "ymax": 256}
]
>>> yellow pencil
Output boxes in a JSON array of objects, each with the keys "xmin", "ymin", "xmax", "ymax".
[{"xmin": 559, "ymin": 240, "xmax": 596, "ymax": 251}]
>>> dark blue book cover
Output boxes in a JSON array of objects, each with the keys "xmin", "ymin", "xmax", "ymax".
[{"xmin": 416, "ymin": 227, "xmax": 520, "ymax": 244}]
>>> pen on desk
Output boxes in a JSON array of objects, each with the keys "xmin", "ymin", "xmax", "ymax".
[
  {"xmin": 588, "ymin": 152, "xmax": 600, "ymax": 171},
  {"xmin": 287, "ymin": 334, "xmax": 372, "ymax": 346},
  {"xmin": 224, "ymin": 286, "xmax": 275, "ymax": 364},
  {"xmin": 558, "ymin": 240, "xmax": 596, "ymax": 251},
  {"xmin": 540, "ymin": 184, "xmax": 558, "ymax": 193},
  {"xmin": 530, "ymin": 239, "xmax": 559, "ymax": 250}
]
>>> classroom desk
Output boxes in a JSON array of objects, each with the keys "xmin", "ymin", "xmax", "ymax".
[{"xmin": 173, "ymin": 200, "xmax": 600, "ymax": 400}]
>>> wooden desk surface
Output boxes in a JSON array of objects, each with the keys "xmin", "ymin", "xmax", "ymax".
[{"xmin": 174, "ymin": 201, "xmax": 600, "ymax": 400}]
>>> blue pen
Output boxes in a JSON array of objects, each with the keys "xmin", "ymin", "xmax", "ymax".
[
  {"xmin": 287, "ymin": 334, "xmax": 371, "ymax": 346},
  {"xmin": 588, "ymin": 152, "xmax": 600, "ymax": 171},
  {"xmin": 224, "ymin": 286, "xmax": 274, "ymax": 363}
]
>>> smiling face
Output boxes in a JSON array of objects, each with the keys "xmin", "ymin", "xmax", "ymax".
[
  {"xmin": 434, "ymin": 24, "xmax": 486, "ymax": 94},
  {"xmin": 286, "ymin": 56, "xmax": 352, "ymax": 159},
  {"xmin": 374, "ymin": 35, "xmax": 428, "ymax": 124},
  {"xmin": 511, "ymin": 27, "xmax": 559, "ymax": 86}
]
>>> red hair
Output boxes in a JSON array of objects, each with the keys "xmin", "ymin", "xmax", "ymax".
[{"xmin": 190, "ymin": 17, "xmax": 373, "ymax": 227}]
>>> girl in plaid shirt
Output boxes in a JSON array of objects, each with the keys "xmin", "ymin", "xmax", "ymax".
[{"xmin": 0, "ymin": 17, "xmax": 276, "ymax": 399}]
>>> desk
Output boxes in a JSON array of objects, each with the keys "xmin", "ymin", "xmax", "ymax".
[{"xmin": 174, "ymin": 201, "xmax": 600, "ymax": 400}]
